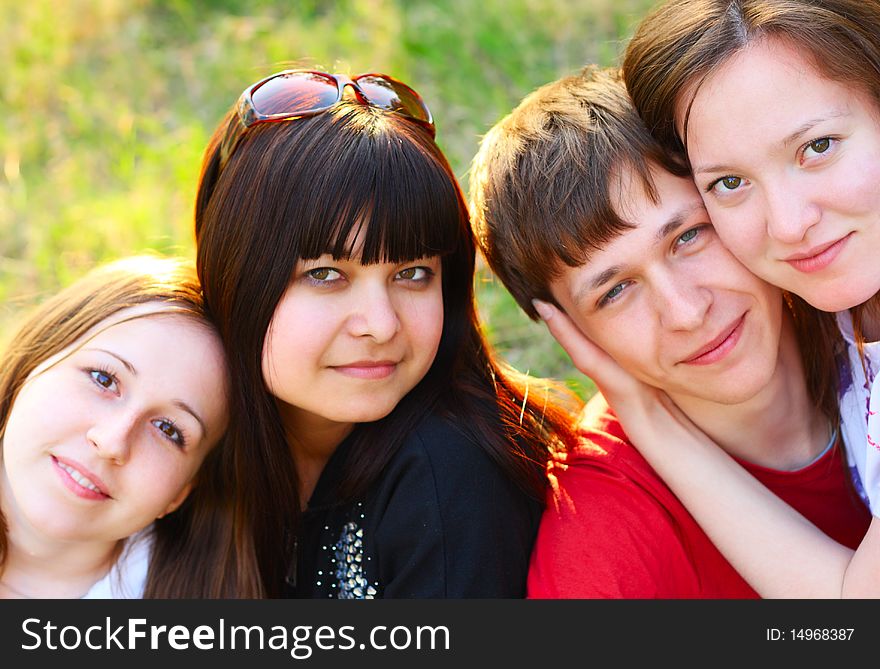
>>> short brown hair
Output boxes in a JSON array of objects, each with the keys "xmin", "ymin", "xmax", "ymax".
[{"xmin": 469, "ymin": 66, "xmax": 688, "ymax": 319}]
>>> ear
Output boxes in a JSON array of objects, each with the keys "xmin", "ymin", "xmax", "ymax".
[{"xmin": 157, "ymin": 482, "xmax": 193, "ymax": 519}]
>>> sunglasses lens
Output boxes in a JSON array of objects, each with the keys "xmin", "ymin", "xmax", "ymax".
[
  {"xmin": 250, "ymin": 71, "xmax": 340, "ymax": 119},
  {"xmin": 355, "ymin": 75, "xmax": 433, "ymax": 125}
]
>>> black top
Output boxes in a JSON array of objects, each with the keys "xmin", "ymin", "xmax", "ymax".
[{"xmin": 284, "ymin": 412, "xmax": 542, "ymax": 598}]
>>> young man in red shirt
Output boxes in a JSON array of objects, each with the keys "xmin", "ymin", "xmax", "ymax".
[{"xmin": 468, "ymin": 67, "xmax": 869, "ymax": 597}]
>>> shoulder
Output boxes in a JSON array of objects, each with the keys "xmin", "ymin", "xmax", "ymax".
[
  {"xmin": 529, "ymin": 397, "xmax": 702, "ymax": 598},
  {"xmin": 541, "ymin": 393, "xmax": 687, "ymax": 538},
  {"xmin": 371, "ymin": 409, "xmax": 537, "ymax": 519},
  {"xmin": 389, "ymin": 410, "xmax": 507, "ymax": 479},
  {"xmin": 559, "ymin": 393, "xmax": 666, "ymax": 487}
]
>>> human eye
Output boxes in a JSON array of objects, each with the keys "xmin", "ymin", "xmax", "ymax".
[
  {"xmin": 706, "ymin": 175, "xmax": 746, "ymax": 195},
  {"xmin": 395, "ymin": 266, "xmax": 434, "ymax": 283},
  {"xmin": 304, "ymin": 267, "xmax": 343, "ymax": 285},
  {"xmin": 799, "ymin": 136, "xmax": 836, "ymax": 164},
  {"xmin": 88, "ymin": 368, "xmax": 119, "ymax": 394},
  {"xmin": 674, "ymin": 225, "xmax": 711, "ymax": 250},
  {"xmin": 151, "ymin": 418, "xmax": 187, "ymax": 449},
  {"xmin": 598, "ymin": 280, "xmax": 632, "ymax": 308}
]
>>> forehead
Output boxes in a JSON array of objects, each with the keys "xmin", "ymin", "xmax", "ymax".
[
  {"xmin": 31, "ymin": 307, "xmax": 214, "ymax": 378},
  {"xmin": 682, "ymin": 38, "xmax": 869, "ymax": 150},
  {"xmin": 83, "ymin": 312, "xmax": 211, "ymax": 346},
  {"xmin": 78, "ymin": 305, "xmax": 212, "ymax": 352},
  {"xmin": 551, "ymin": 168, "xmax": 705, "ymax": 300},
  {"xmin": 607, "ymin": 165, "xmax": 704, "ymax": 243}
]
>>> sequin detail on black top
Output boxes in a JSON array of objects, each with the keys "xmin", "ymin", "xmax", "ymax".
[{"xmin": 333, "ymin": 521, "xmax": 377, "ymax": 599}]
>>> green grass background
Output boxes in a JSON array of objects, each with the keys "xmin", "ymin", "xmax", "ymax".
[{"xmin": 1, "ymin": 0, "xmax": 658, "ymax": 398}]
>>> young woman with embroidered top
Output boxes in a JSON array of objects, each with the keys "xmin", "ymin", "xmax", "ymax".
[{"xmin": 193, "ymin": 70, "xmax": 578, "ymax": 597}]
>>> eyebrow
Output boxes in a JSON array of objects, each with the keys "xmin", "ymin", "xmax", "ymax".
[
  {"xmin": 90, "ymin": 348, "xmax": 137, "ymax": 375},
  {"xmin": 173, "ymin": 400, "xmax": 207, "ymax": 441},
  {"xmin": 693, "ymin": 110, "xmax": 850, "ymax": 175},
  {"xmin": 779, "ymin": 110, "xmax": 848, "ymax": 148},
  {"xmin": 87, "ymin": 348, "xmax": 207, "ymax": 440},
  {"xmin": 573, "ymin": 203, "xmax": 705, "ymax": 306}
]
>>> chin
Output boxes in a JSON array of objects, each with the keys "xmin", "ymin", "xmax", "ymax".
[
  {"xmin": 334, "ymin": 402, "xmax": 400, "ymax": 425},
  {"xmin": 704, "ymin": 376, "xmax": 770, "ymax": 405},
  {"xmin": 683, "ymin": 366, "xmax": 774, "ymax": 406},
  {"xmin": 27, "ymin": 514, "xmax": 88, "ymax": 542},
  {"xmin": 796, "ymin": 279, "xmax": 880, "ymax": 314},
  {"xmin": 708, "ymin": 388, "xmax": 764, "ymax": 405}
]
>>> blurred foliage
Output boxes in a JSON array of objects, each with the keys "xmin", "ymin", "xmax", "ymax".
[{"xmin": 1, "ymin": 0, "xmax": 657, "ymax": 398}]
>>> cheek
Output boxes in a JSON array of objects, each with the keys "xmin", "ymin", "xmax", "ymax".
[
  {"xmin": 3, "ymin": 389, "xmax": 37, "ymax": 454},
  {"xmin": 3, "ymin": 376, "xmax": 74, "ymax": 455},
  {"xmin": 704, "ymin": 201, "xmax": 769, "ymax": 267},
  {"xmin": 414, "ymin": 295, "xmax": 444, "ymax": 352},
  {"xmin": 261, "ymin": 298, "xmax": 331, "ymax": 381},
  {"xmin": 837, "ymin": 153, "xmax": 880, "ymax": 212},
  {"xmin": 125, "ymin": 453, "xmax": 193, "ymax": 510},
  {"xmin": 582, "ymin": 309, "xmax": 659, "ymax": 380},
  {"xmin": 395, "ymin": 288, "xmax": 444, "ymax": 357}
]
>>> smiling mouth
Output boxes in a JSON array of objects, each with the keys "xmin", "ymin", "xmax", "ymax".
[
  {"xmin": 330, "ymin": 361, "xmax": 398, "ymax": 380},
  {"xmin": 52, "ymin": 456, "xmax": 110, "ymax": 499},
  {"xmin": 682, "ymin": 315, "xmax": 746, "ymax": 366},
  {"xmin": 783, "ymin": 232, "xmax": 852, "ymax": 274}
]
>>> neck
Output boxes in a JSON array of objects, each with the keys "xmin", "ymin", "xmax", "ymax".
[
  {"xmin": 1, "ymin": 475, "xmax": 118, "ymax": 599},
  {"xmin": 857, "ymin": 295, "xmax": 880, "ymax": 341},
  {"xmin": 669, "ymin": 313, "xmax": 830, "ymax": 471},
  {"xmin": 275, "ymin": 401, "xmax": 354, "ymax": 510}
]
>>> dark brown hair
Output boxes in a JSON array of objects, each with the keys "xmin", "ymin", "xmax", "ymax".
[
  {"xmin": 469, "ymin": 64, "xmax": 841, "ymax": 425},
  {"xmin": 195, "ymin": 99, "xmax": 580, "ymax": 597},
  {"xmin": 0, "ymin": 255, "xmax": 263, "ymax": 597}
]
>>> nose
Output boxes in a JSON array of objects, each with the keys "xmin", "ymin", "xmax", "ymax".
[
  {"xmin": 763, "ymin": 181, "xmax": 822, "ymax": 245},
  {"xmin": 347, "ymin": 283, "xmax": 401, "ymax": 343},
  {"xmin": 654, "ymin": 272, "xmax": 712, "ymax": 332},
  {"xmin": 87, "ymin": 410, "xmax": 136, "ymax": 464}
]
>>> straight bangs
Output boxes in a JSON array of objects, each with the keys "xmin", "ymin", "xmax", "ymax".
[
  {"xmin": 547, "ymin": 142, "xmax": 659, "ymax": 272},
  {"xmin": 276, "ymin": 106, "xmax": 466, "ymax": 266}
]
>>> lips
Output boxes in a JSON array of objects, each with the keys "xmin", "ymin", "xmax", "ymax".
[
  {"xmin": 783, "ymin": 232, "xmax": 852, "ymax": 274},
  {"xmin": 330, "ymin": 360, "xmax": 398, "ymax": 380},
  {"xmin": 52, "ymin": 455, "xmax": 111, "ymax": 500},
  {"xmin": 682, "ymin": 315, "xmax": 746, "ymax": 366}
]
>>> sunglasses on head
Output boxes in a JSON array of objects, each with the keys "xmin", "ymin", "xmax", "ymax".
[{"xmin": 218, "ymin": 70, "xmax": 435, "ymax": 169}]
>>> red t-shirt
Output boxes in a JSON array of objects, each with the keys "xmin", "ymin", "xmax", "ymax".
[{"xmin": 527, "ymin": 396, "xmax": 871, "ymax": 598}]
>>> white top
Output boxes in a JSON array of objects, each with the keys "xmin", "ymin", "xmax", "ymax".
[
  {"xmin": 836, "ymin": 310, "xmax": 880, "ymax": 515},
  {"xmin": 82, "ymin": 528, "xmax": 153, "ymax": 599}
]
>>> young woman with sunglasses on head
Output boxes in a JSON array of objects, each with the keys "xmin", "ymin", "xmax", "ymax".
[
  {"xmin": 194, "ymin": 70, "xmax": 578, "ymax": 598},
  {"xmin": 0, "ymin": 255, "xmax": 262, "ymax": 598},
  {"xmin": 540, "ymin": 0, "xmax": 880, "ymax": 597}
]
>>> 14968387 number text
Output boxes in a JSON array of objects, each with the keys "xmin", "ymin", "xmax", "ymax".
[{"xmin": 766, "ymin": 628, "xmax": 854, "ymax": 641}]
